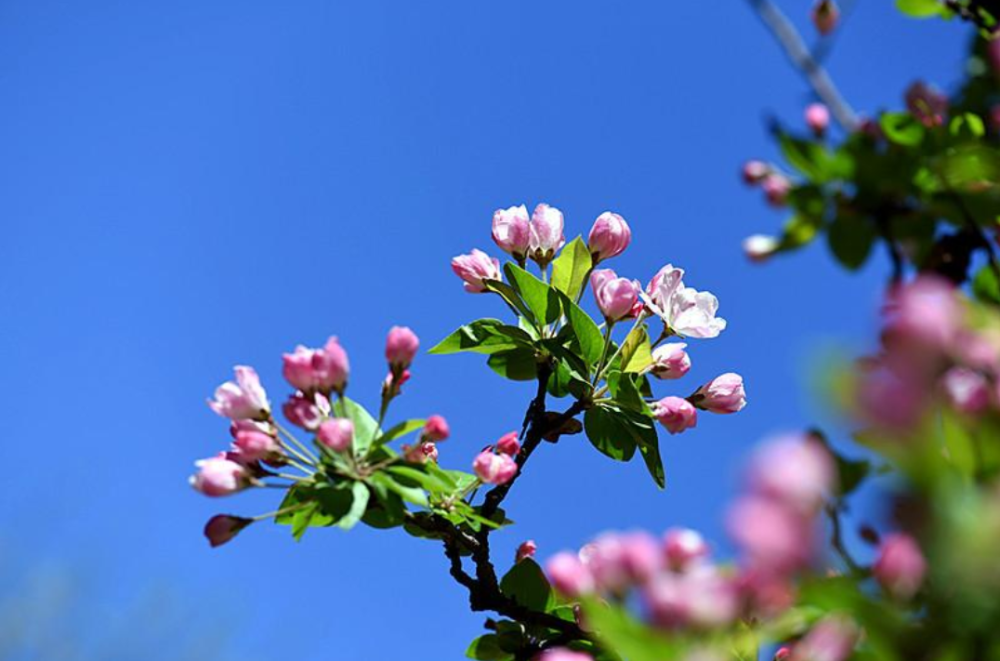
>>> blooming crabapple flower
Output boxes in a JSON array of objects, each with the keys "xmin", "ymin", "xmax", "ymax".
[
  {"xmin": 451, "ymin": 249, "xmax": 502, "ymax": 293},
  {"xmin": 283, "ymin": 392, "xmax": 327, "ymax": 431},
  {"xmin": 644, "ymin": 565, "xmax": 738, "ymax": 630},
  {"xmin": 579, "ymin": 534, "xmax": 630, "ymax": 593},
  {"xmin": 385, "ymin": 326, "xmax": 420, "ymax": 371},
  {"xmin": 538, "ymin": 649, "xmax": 593, "ymax": 661},
  {"xmin": 883, "ymin": 276, "xmax": 960, "ymax": 354},
  {"xmin": 528, "ymin": 203, "xmax": 565, "ymax": 266},
  {"xmin": 473, "ymin": 450, "xmax": 517, "ymax": 485},
  {"xmin": 742, "ymin": 160, "xmax": 770, "ymax": 184},
  {"xmin": 650, "ymin": 343, "xmax": 691, "ymax": 380},
  {"xmin": 743, "ymin": 235, "xmax": 780, "ymax": 263},
  {"xmin": 403, "ymin": 440, "xmax": 438, "ymax": 464},
  {"xmin": 208, "ymin": 366, "xmax": 270, "ymax": 420},
  {"xmin": 694, "ymin": 373, "xmax": 746, "ymax": 413},
  {"xmin": 591, "ymin": 269, "xmax": 640, "ymax": 322},
  {"xmin": 230, "ymin": 419, "xmax": 274, "ymax": 438},
  {"xmin": 190, "ymin": 455, "xmax": 254, "ymax": 497},
  {"xmin": 746, "ymin": 435, "xmax": 834, "ymax": 513},
  {"xmin": 905, "ymin": 81, "xmax": 948, "ymax": 128},
  {"xmin": 789, "ymin": 616, "xmax": 858, "ymax": 661},
  {"xmin": 663, "ymin": 528, "xmax": 710, "ymax": 571},
  {"xmin": 873, "ymin": 533, "xmax": 927, "ymax": 600},
  {"xmin": 805, "ymin": 103, "xmax": 830, "ymax": 136},
  {"xmin": 282, "ymin": 337, "xmax": 349, "ymax": 395},
  {"xmin": 422, "ymin": 415, "xmax": 450, "ymax": 442},
  {"xmin": 317, "ymin": 418, "xmax": 354, "ymax": 453},
  {"xmin": 942, "ymin": 366, "xmax": 991, "ymax": 415},
  {"xmin": 546, "ymin": 551, "xmax": 595, "ymax": 597},
  {"xmin": 516, "ymin": 539, "xmax": 537, "ymax": 563},
  {"xmin": 496, "ymin": 431, "xmax": 521, "ymax": 456},
  {"xmin": 652, "ymin": 396, "xmax": 698, "ymax": 435},
  {"xmin": 762, "ymin": 174, "xmax": 791, "ymax": 207},
  {"xmin": 492, "ymin": 204, "xmax": 531, "ymax": 260},
  {"xmin": 204, "ymin": 514, "xmax": 252, "ymax": 548},
  {"xmin": 727, "ymin": 495, "xmax": 811, "ymax": 572},
  {"xmin": 643, "ymin": 266, "xmax": 727, "ymax": 339},
  {"xmin": 620, "ymin": 532, "xmax": 662, "ymax": 584},
  {"xmin": 811, "ymin": 0, "xmax": 839, "ymax": 35},
  {"xmin": 588, "ymin": 211, "xmax": 632, "ymax": 263},
  {"xmin": 232, "ymin": 429, "xmax": 285, "ymax": 465},
  {"xmin": 646, "ymin": 264, "xmax": 685, "ymax": 310}
]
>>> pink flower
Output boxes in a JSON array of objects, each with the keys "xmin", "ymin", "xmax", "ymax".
[
  {"xmin": 811, "ymin": 0, "xmax": 839, "ymax": 34},
  {"xmin": 452, "ymin": 249, "xmax": 502, "ymax": 293},
  {"xmin": 496, "ymin": 431, "xmax": 521, "ymax": 456},
  {"xmin": 516, "ymin": 539, "xmax": 537, "ymax": 563},
  {"xmin": 203, "ymin": 514, "xmax": 252, "ymax": 548},
  {"xmin": 403, "ymin": 440, "xmax": 438, "ymax": 464},
  {"xmin": 190, "ymin": 455, "xmax": 254, "ymax": 497},
  {"xmin": 588, "ymin": 211, "xmax": 632, "ymax": 263},
  {"xmin": 650, "ymin": 343, "xmax": 691, "ymax": 380},
  {"xmin": 663, "ymin": 528, "xmax": 709, "ymax": 571},
  {"xmin": 743, "ymin": 235, "xmax": 780, "ymax": 263},
  {"xmin": 317, "ymin": 418, "xmax": 354, "ymax": 453},
  {"xmin": 873, "ymin": 533, "xmax": 927, "ymax": 600},
  {"xmin": 652, "ymin": 396, "xmax": 698, "ymax": 434},
  {"xmin": 905, "ymin": 81, "xmax": 948, "ymax": 128},
  {"xmin": 283, "ymin": 392, "xmax": 327, "ymax": 431},
  {"xmin": 546, "ymin": 551, "xmax": 595, "ymax": 597},
  {"xmin": 282, "ymin": 337, "xmax": 350, "ymax": 395},
  {"xmin": 231, "ymin": 429, "xmax": 285, "ymax": 465},
  {"xmin": 643, "ymin": 266, "xmax": 727, "ymax": 339},
  {"xmin": 645, "ymin": 565, "xmax": 738, "ymax": 630},
  {"xmin": 694, "ymin": 373, "xmax": 746, "ymax": 414},
  {"xmin": 762, "ymin": 174, "xmax": 791, "ymax": 207},
  {"xmin": 942, "ymin": 366, "xmax": 991, "ymax": 415},
  {"xmin": 492, "ymin": 204, "xmax": 531, "ymax": 259},
  {"xmin": 620, "ymin": 532, "xmax": 662, "ymax": 584},
  {"xmin": 528, "ymin": 203, "xmax": 566, "ymax": 266},
  {"xmin": 789, "ymin": 616, "xmax": 858, "ymax": 661},
  {"xmin": 473, "ymin": 450, "xmax": 518, "ymax": 485},
  {"xmin": 883, "ymin": 276, "xmax": 960, "ymax": 353},
  {"xmin": 386, "ymin": 326, "xmax": 420, "ymax": 370},
  {"xmin": 805, "ymin": 103, "xmax": 830, "ymax": 136},
  {"xmin": 538, "ymin": 648, "xmax": 593, "ymax": 661},
  {"xmin": 742, "ymin": 160, "xmax": 770, "ymax": 184},
  {"xmin": 208, "ymin": 366, "xmax": 270, "ymax": 420},
  {"xmin": 856, "ymin": 362, "xmax": 928, "ymax": 430},
  {"xmin": 727, "ymin": 496, "xmax": 811, "ymax": 572},
  {"xmin": 775, "ymin": 647, "xmax": 792, "ymax": 661},
  {"xmin": 591, "ymin": 269, "xmax": 640, "ymax": 322},
  {"xmin": 422, "ymin": 415, "xmax": 450, "ymax": 442},
  {"xmin": 746, "ymin": 435, "xmax": 834, "ymax": 513}
]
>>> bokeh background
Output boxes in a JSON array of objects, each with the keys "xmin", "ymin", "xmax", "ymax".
[{"xmin": 0, "ymin": 2, "xmax": 966, "ymax": 659}]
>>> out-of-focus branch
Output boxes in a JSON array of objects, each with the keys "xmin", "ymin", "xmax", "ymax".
[{"xmin": 746, "ymin": 0, "xmax": 859, "ymax": 131}]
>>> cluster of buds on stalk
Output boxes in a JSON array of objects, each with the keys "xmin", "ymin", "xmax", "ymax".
[{"xmin": 472, "ymin": 431, "xmax": 520, "ymax": 485}]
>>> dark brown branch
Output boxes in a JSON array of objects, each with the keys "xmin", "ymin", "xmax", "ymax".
[
  {"xmin": 949, "ymin": 190, "xmax": 1000, "ymax": 291},
  {"xmin": 825, "ymin": 504, "xmax": 864, "ymax": 575}
]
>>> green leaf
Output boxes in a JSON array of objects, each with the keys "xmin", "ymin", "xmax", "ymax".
[
  {"xmin": 557, "ymin": 291, "xmax": 604, "ymax": 367},
  {"xmin": 949, "ymin": 112, "xmax": 985, "ymax": 139},
  {"xmin": 338, "ymin": 481, "xmax": 370, "ymax": 530},
  {"xmin": 778, "ymin": 214, "xmax": 822, "ymax": 251},
  {"xmin": 833, "ymin": 454, "xmax": 871, "ymax": 497},
  {"xmin": 584, "ymin": 405, "xmax": 638, "ymax": 461},
  {"xmin": 580, "ymin": 597, "xmax": 678, "ymax": 661},
  {"xmin": 550, "ymin": 236, "xmax": 593, "ymax": 301},
  {"xmin": 827, "ymin": 215, "xmax": 876, "ymax": 270},
  {"xmin": 780, "ymin": 134, "xmax": 836, "ymax": 183},
  {"xmin": 465, "ymin": 635, "xmax": 513, "ymax": 661},
  {"xmin": 619, "ymin": 325, "xmax": 652, "ymax": 373},
  {"xmin": 606, "ymin": 370, "xmax": 647, "ymax": 413},
  {"xmin": 483, "ymin": 279, "xmax": 536, "ymax": 323},
  {"xmin": 637, "ymin": 430, "xmax": 665, "ymax": 490},
  {"xmin": 334, "ymin": 397, "xmax": 380, "ymax": 457},
  {"xmin": 936, "ymin": 145, "xmax": 1000, "ymax": 190},
  {"xmin": 500, "ymin": 558, "xmax": 555, "ymax": 612},
  {"xmin": 504, "ymin": 263, "xmax": 561, "ymax": 326},
  {"xmin": 387, "ymin": 465, "xmax": 456, "ymax": 495},
  {"xmin": 376, "ymin": 418, "xmax": 426, "ymax": 446},
  {"xmin": 895, "ymin": 0, "xmax": 945, "ymax": 18},
  {"xmin": 429, "ymin": 319, "xmax": 534, "ymax": 355},
  {"xmin": 880, "ymin": 112, "xmax": 925, "ymax": 147},
  {"xmin": 972, "ymin": 264, "xmax": 1000, "ymax": 305},
  {"xmin": 370, "ymin": 472, "xmax": 428, "ymax": 507},
  {"xmin": 487, "ymin": 348, "xmax": 539, "ymax": 381}
]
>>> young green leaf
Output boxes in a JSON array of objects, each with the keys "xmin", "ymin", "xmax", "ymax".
[
  {"xmin": 620, "ymin": 325, "xmax": 653, "ymax": 373},
  {"xmin": 550, "ymin": 236, "xmax": 593, "ymax": 301},
  {"xmin": 499, "ymin": 558, "xmax": 555, "ymax": 612},
  {"xmin": 487, "ymin": 348, "xmax": 539, "ymax": 381},
  {"xmin": 584, "ymin": 405, "xmax": 638, "ymax": 461},
  {"xmin": 429, "ymin": 319, "xmax": 534, "ymax": 355},
  {"xmin": 338, "ymin": 481, "xmax": 371, "ymax": 530},
  {"xmin": 557, "ymin": 291, "xmax": 604, "ymax": 367},
  {"xmin": 504, "ymin": 263, "xmax": 561, "ymax": 326},
  {"xmin": 335, "ymin": 397, "xmax": 380, "ymax": 457},
  {"xmin": 827, "ymin": 215, "xmax": 876, "ymax": 271},
  {"xmin": 376, "ymin": 418, "xmax": 427, "ymax": 447}
]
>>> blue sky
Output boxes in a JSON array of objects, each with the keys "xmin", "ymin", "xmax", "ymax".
[{"xmin": 0, "ymin": 2, "xmax": 967, "ymax": 659}]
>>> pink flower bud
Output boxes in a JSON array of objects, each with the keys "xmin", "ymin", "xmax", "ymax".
[
  {"xmin": 232, "ymin": 429, "xmax": 285, "ymax": 465},
  {"xmin": 546, "ymin": 551, "xmax": 594, "ymax": 597},
  {"xmin": 789, "ymin": 616, "xmax": 858, "ymax": 661},
  {"xmin": 742, "ymin": 160, "xmax": 770, "ymax": 184},
  {"xmin": 873, "ymin": 533, "xmax": 926, "ymax": 600},
  {"xmin": 883, "ymin": 276, "xmax": 960, "ymax": 353},
  {"xmin": 652, "ymin": 396, "xmax": 698, "ymax": 434},
  {"xmin": 190, "ymin": 455, "xmax": 254, "ymax": 497},
  {"xmin": 942, "ymin": 366, "xmax": 991, "ymax": 415},
  {"xmin": 317, "ymin": 417, "xmax": 354, "ymax": 453},
  {"xmin": 282, "ymin": 392, "xmax": 326, "ymax": 431},
  {"xmin": 591, "ymin": 269, "xmax": 640, "ymax": 322},
  {"xmin": 811, "ymin": 0, "xmax": 839, "ymax": 35},
  {"xmin": 422, "ymin": 415, "xmax": 450, "ymax": 441},
  {"xmin": 805, "ymin": 103, "xmax": 830, "ymax": 136},
  {"xmin": 496, "ymin": 431, "xmax": 521, "ymax": 456},
  {"xmin": 694, "ymin": 373, "xmax": 747, "ymax": 414},
  {"xmin": 645, "ymin": 566, "xmax": 738, "ymax": 630},
  {"xmin": 746, "ymin": 435, "xmax": 834, "ymax": 513},
  {"xmin": 516, "ymin": 539, "xmax": 537, "ymax": 563},
  {"xmin": 579, "ymin": 534, "xmax": 629, "ymax": 593},
  {"xmin": 727, "ymin": 496, "xmax": 811, "ymax": 572},
  {"xmin": 650, "ymin": 343, "xmax": 691, "ymax": 380},
  {"xmin": 621, "ymin": 532, "xmax": 662, "ymax": 584},
  {"xmin": 473, "ymin": 450, "xmax": 518, "ymax": 485},
  {"xmin": 538, "ymin": 648, "xmax": 593, "ymax": 661},
  {"xmin": 663, "ymin": 528, "xmax": 709, "ymax": 571},
  {"xmin": 403, "ymin": 440, "xmax": 438, "ymax": 464},
  {"xmin": 905, "ymin": 81, "xmax": 948, "ymax": 128},
  {"xmin": 743, "ymin": 235, "xmax": 780, "ymax": 263},
  {"xmin": 588, "ymin": 211, "xmax": 632, "ymax": 263},
  {"xmin": 282, "ymin": 337, "xmax": 350, "ymax": 395},
  {"xmin": 204, "ymin": 514, "xmax": 252, "ymax": 548},
  {"xmin": 386, "ymin": 326, "xmax": 420, "ymax": 370},
  {"xmin": 774, "ymin": 647, "xmax": 791, "ymax": 661},
  {"xmin": 208, "ymin": 366, "xmax": 270, "ymax": 420},
  {"xmin": 492, "ymin": 204, "xmax": 531, "ymax": 259},
  {"xmin": 382, "ymin": 368, "xmax": 411, "ymax": 399},
  {"xmin": 452, "ymin": 249, "xmax": 502, "ymax": 293},
  {"xmin": 762, "ymin": 174, "xmax": 791, "ymax": 207},
  {"xmin": 529, "ymin": 203, "xmax": 566, "ymax": 266}
]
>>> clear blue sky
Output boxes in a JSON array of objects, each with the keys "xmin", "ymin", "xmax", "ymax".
[{"xmin": 0, "ymin": 2, "xmax": 966, "ymax": 659}]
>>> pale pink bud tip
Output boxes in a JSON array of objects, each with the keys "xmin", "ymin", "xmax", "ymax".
[
  {"xmin": 317, "ymin": 418, "xmax": 354, "ymax": 453},
  {"xmin": 663, "ymin": 528, "xmax": 709, "ymax": 571},
  {"xmin": 528, "ymin": 203, "xmax": 566, "ymax": 266},
  {"xmin": 232, "ymin": 429, "xmax": 285, "ymax": 465},
  {"xmin": 762, "ymin": 174, "xmax": 791, "ymax": 207},
  {"xmin": 190, "ymin": 456, "xmax": 254, "ymax": 497},
  {"xmin": 743, "ymin": 235, "xmax": 780, "ymax": 263},
  {"xmin": 496, "ymin": 431, "xmax": 521, "ymax": 456},
  {"xmin": 283, "ymin": 392, "xmax": 328, "ymax": 431},
  {"xmin": 492, "ymin": 204, "xmax": 531, "ymax": 259},
  {"xmin": 774, "ymin": 647, "xmax": 791, "ymax": 661},
  {"xmin": 282, "ymin": 337, "xmax": 349, "ymax": 395},
  {"xmin": 208, "ymin": 366, "xmax": 270, "ymax": 420},
  {"xmin": 422, "ymin": 415, "xmax": 450, "ymax": 441},
  {"xmin": 452, "ymin": 249, "xmax": 502, "ymax": 293},
  {"xmin": 386, "ymin": 326, "xmax": 420, "ymax": 370},
  {"xmin": 546, "ymin": 552, "xmax": 594, "ymax": 597},
  {"xmin": 473, "ymin": 450, "xmax": 518, "ymax": 485},
  {"xmin": 873, "ymin": 533, "xmax": 926, "ymax": 600},
  {"xmin": 204, "ymin": 514, "xmax": 252, "ymax": 548},
  {"xmin": 516, "ymin": 539, "xmax": 538, "ymax": 563},
  {"xmin": 805, "ymin": 103, "xmax": 830, "ymax": 136},
  {"xmin": 650, "ymin": 343, "xmax": 691, "ymax": 380},
  {"xmin": 790, "ymin": 616, "xmax": 858, "ymax": 661},
  {"xmin": 694, "ymin": 373, "xmax": 747, "ymax": 414},
  {"xmin": 588, "ymin": 211, "xmax": 632, "ymax": 263},
  {"xmin": 652, "ymin": 397, "xmax": 697, "ymax": 434},
  {"xmin": 591, "ymin": 269, "xmax": 640, "ymax": 322},
  {"xmin": 742, "ymin": 160, "xmax": 770, "ymax": 184},
  {"xmin": 942, "ymin": 366, "xmax": 991, "ymax": 415},
  {"xmin": 538, "ymin": 649, "xmax": 593, "ymax": 661}
]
